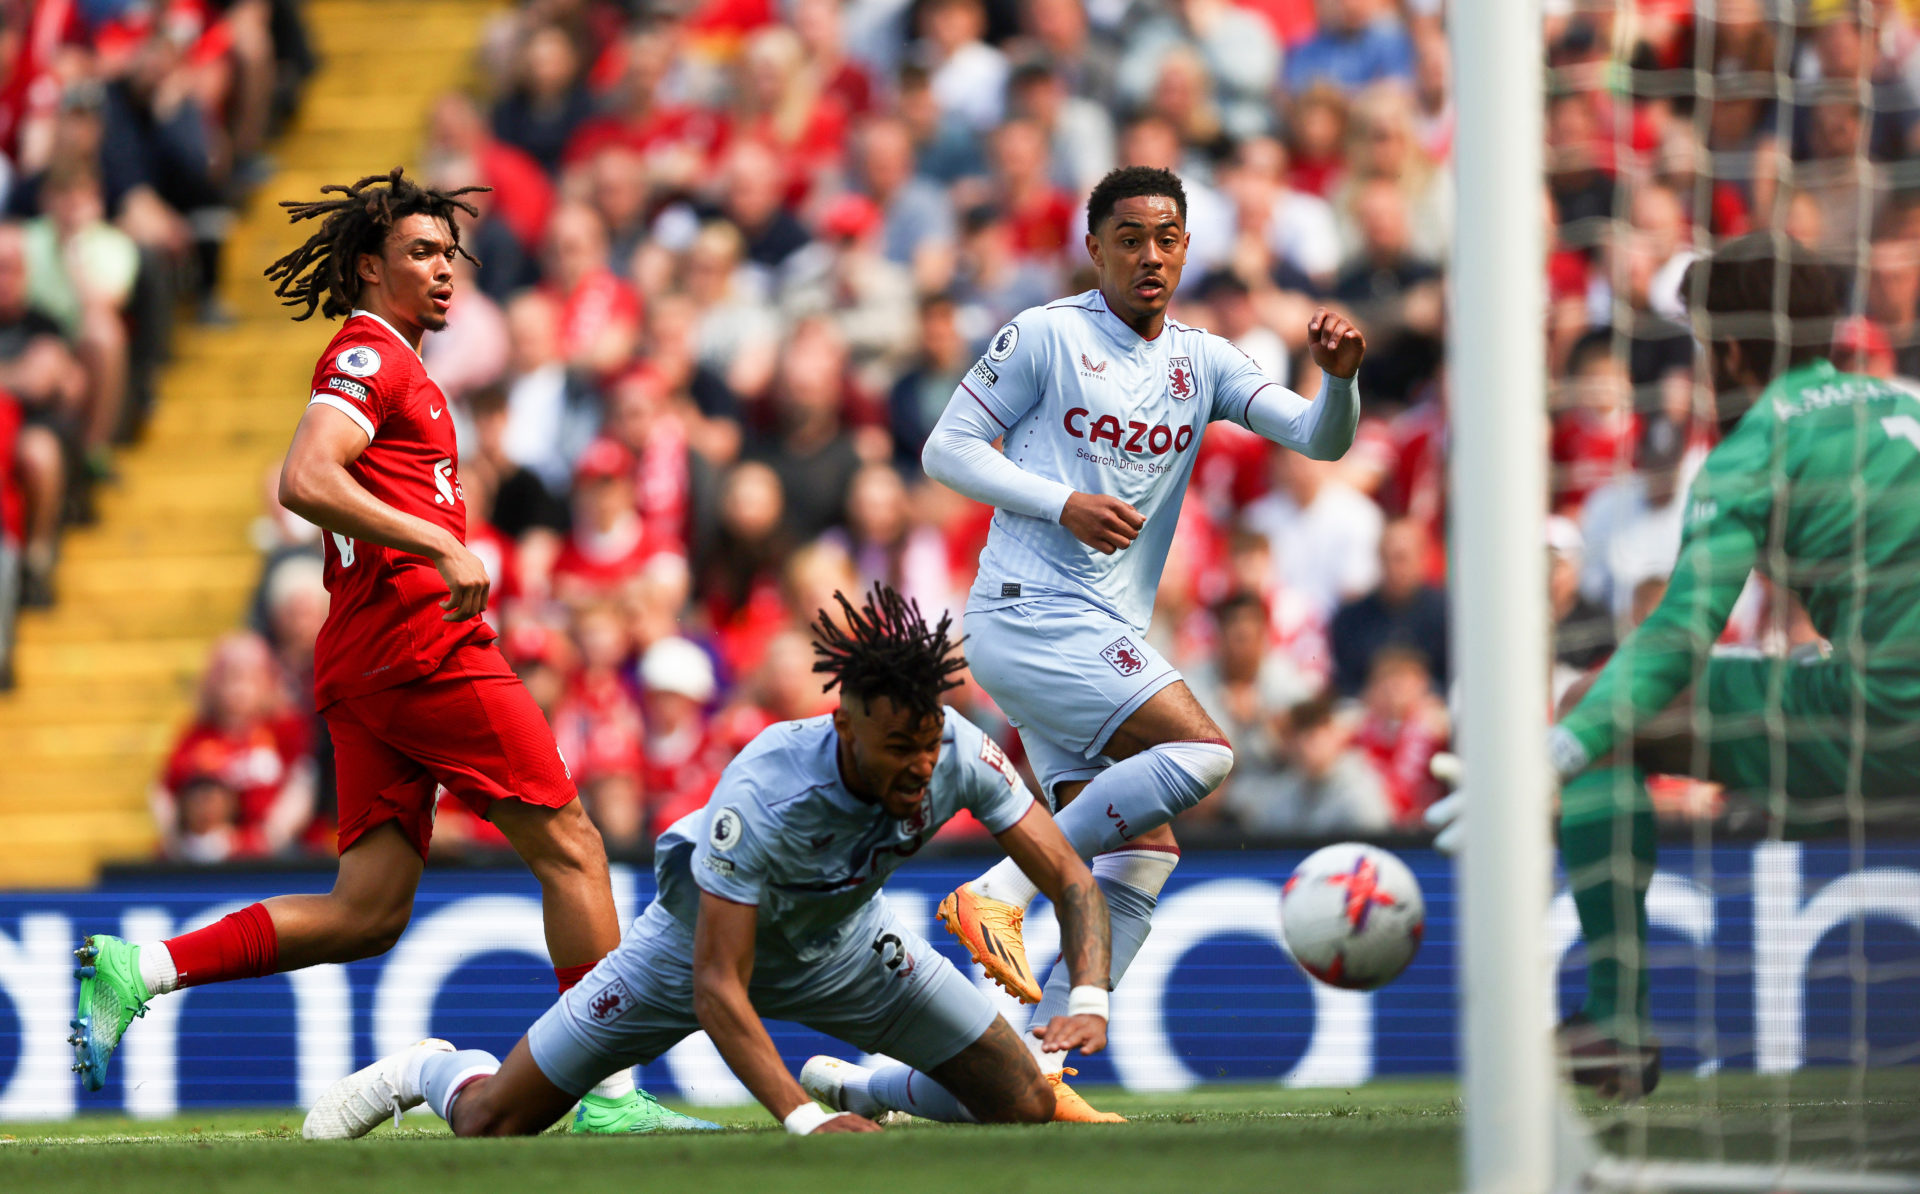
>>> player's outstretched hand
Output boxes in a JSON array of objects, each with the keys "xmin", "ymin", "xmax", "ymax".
[
  {"xmin": 434, "ymin": 542, "xmax": 491, "ymax": 622},
  {"xmin": 1060, "ymin": 492, "xmax": 1145, "ymax": 555},
  {"xmin": 813, "ymin": 1112, "xmax": 885, "ymax": 1134},
  {"xmin": 1307, "ymin": 307, "xmax": 1366, "ymax": 379},
  {"xmin": 1031, "ymin": 1013, "xmax": 1109, "ymax": 1056}
]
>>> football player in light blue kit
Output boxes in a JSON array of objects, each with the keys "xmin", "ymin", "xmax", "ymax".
[
  {"xmin": 924, "ymin": 165, "xmax": 1366, "ymax": 1120},
  {"xmin": 303, "ymin": 586, "xmax": 1113, "ymax": 1140}
]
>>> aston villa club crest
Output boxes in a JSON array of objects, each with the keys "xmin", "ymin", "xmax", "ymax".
[
  {"xmin": 1101, "ymin": 637, "xmax": 1147, "ymax": 676},
  {"xmin": 1167, "ymin": 356, "xmax": 1195, "ymax": 400},
  {"xmin": 588, "ymin": 977, "xmax": 632, "ymax": 1022}
]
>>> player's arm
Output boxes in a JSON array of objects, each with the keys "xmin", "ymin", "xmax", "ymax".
[
  {"xmin": 277, "ymin": 403, "xmax": 489, "ymax": 621},
  {"xmin": 922, "ymin": 387, "xmax": 1145, "ymax": 554},
  {"xmin": 992, "ymin": 804, "xmax": 1112, "ymax": 1055},
  {"xmin": 1553, "ymin": 484, "xmax": 1764, "ymax": 775},
  {"xmin": 1217, "ymin": 308, "xmax": 1365, "ymax": 461},
  {"xmin": 690, "ymin": 893, "xmax": 881, "ymax": 1135}
]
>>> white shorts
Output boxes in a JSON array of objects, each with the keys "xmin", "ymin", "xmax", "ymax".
[
  {"xmin": 525, "ymin": 903, "xmax": 1000, "ymax": 1098},
  {"xmin": 963, "ymin": 597, "xmax": 1183, "ymax": 801}
]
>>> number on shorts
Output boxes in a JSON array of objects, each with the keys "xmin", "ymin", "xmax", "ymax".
[{"xmin": 331, "ymin": 531, "xmax": 357, "ymax": 568}]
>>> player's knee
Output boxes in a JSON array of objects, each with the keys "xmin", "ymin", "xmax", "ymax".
[
  {"xmin": 348, "ymin": 903, "xmax": 412, "ymax": 959},
  {"xmin": 1151, "ymin": 739, "xmax": 1235, "ymax": 812}
]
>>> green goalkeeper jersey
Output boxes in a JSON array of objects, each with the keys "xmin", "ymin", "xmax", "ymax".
[{"xmin": 1560, "ymin": 359, "xmax": 1920, "ymax": 765}]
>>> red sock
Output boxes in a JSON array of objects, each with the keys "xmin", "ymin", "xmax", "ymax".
[
  {"xmin": 555, "ymin": 963, "xmax": 593, "ymax": 993},
  {"xmin": 165, "ymin": 903, "xmax": 280, "ymax": 989}
]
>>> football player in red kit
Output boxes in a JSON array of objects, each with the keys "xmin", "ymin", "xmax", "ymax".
[{"xmin": 70, "ymin": 169, "xmax": 713, "ymax": 1134}]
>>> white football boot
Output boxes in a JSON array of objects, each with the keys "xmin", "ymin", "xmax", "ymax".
[
  {"xmin": 303, "ymin": 1039, "xmax": 455, "ymax": 1140},
  {"xmin": 799, "ymin": 1055, "xmax": 914, "ymax": 1125}
]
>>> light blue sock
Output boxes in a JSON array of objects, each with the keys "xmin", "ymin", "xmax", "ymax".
[
  {"xmin": 416, "ymin": 1048, "xmax": 501, "ymax": 1122},
  {"xmin": 859, "ymin": 1062, "xmax": 979, "ymax": 1123},
  {"xmin": 1028, "ymin": 870, "xmax": 1159, "ymax": 1065},
  {"xmin": 1049, "ymin": 741, "xmax": 1232, "ymax": 857}
]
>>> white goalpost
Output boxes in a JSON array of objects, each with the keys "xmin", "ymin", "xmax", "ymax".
[
  {"xmin": 1447, "ymin": 0, "xmax": 1557, "ymax": 1191},
  {"xmin": 1448, "ymin": 2, "xmax": 1920, "ymax": 1191}
]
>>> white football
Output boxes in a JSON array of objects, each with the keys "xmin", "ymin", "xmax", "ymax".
[{"xmin": 1280, "ymin": 843, "xmax": 1425, "ymax": 990}]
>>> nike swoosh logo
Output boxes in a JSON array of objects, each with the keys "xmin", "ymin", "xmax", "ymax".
[{"xmin": 430, "ymin": 406, "xmax": 443, "ymax": 419}]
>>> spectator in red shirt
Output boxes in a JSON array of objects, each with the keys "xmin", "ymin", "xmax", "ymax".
[
  {"xmin": 543, "ymin": 202, "xmax": 641, "ymax": 379},
  {"xmin": 1351, "ymin": 644, "xmax": 1449, "ymax": 827},
  {"xmin": 1552, "ymin": 328, "xmax": 1636, "ymax": 514},
  {"xmin": 426, "ymin": 91, "xmax": 555, "ymax": 254},
  {"xmin": 698, "ymin": 460, "xmax": 793, "ymax": 676},
  {"xmin": 991, "ymin": 118, "xmax": 1075, "ymax": 264},
  {"xmin": 154, "ymin": 632, "xmax": 315, "ymax": 859},
  {"xmin": 602, "ymin": 368, "xmax": 700, "ymax": 557},
  {"xmin": 553, "ymin": 438, "xmax": 668, "ymax": 606},
  {"xmin": 792, "ymin": 0, "xmax": 875, "ymax": 117},
  {"xmin": 552, "ymin": 604, "xmax": 647, "ymax": 849},
  {"xmin": 725, "ymin": 25, "xmax": 850, "ymax": 203}
]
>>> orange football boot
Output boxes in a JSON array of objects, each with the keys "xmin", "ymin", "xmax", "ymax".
[
  {"xmin": 1048, "ymin": 1069, "xmax": 1127, "ymax": 1123},
  {"xmin": 936, "ymin": 884, "xmax": 1042, "ymax": 1003}
]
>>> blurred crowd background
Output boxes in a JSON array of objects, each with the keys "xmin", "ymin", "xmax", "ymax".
[
  {"xmin": 37, "ymin": 0, "xmax": 1913, "ymax": 862},
  {"xmin": 0, "ymin": 0, "xmax": 313, "ymax": 672}
]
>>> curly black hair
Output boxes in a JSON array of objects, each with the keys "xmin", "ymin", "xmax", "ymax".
[
  {"xmin": 264, "ymin": 167, "xmax": 489, "ymax": 321},
  {"xmin": 812, "ymin": 584, "xmax": 965, "ymax": 721},
  {"xmin": 1085, "ymin": 165, "xmax": 1187, "ymax": 235}
]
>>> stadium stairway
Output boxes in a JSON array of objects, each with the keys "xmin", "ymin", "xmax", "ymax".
[{"xmin": 0, "ymin": 0, "xmax": 500, "ymax": 887}]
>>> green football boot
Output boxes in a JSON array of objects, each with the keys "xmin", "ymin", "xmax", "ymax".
[
  {"xmin": 69, "ymin": 935, "xmax": 152, "ymax": 1092},
  {"xmin": 571, "ymin": 1089, "xmax": 724, "ymax": 1134}
]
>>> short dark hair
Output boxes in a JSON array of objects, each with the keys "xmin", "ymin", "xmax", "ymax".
[
  {"xmin": 1565, "ymin": 327, "xmax": 1616, "ymax": 377},
  {"xmin": 265, "ymin": 167, "xmax": 488, "ymax": 321},
  {"xmin": 1287, "ymin": 692, "xmax": 1337, "ymax": 733},
  {"xmin": 1212, "ymin": 590, "xmax": 1268, "ymax": 628},
  {"xmin": 1679, "ymin": 231, "xmax": 1840, "ymax": 381},
  {"xmin": 1086, "ymin": 166, "xmax": 1187, "ymax": 236},
  {"xmin": 812, "ymin": 584, "xmax": 965, "ymax": 722}
]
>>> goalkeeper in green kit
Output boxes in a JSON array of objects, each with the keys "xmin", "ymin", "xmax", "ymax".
[{"xmin": 1438, "ymin": 233, "xmax": 1920, "ymax": 1097}]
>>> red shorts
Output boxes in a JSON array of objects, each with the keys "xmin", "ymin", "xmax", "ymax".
[{"xmin": 323, "ymin": 642, "xmax": 575, "ymax": 858}]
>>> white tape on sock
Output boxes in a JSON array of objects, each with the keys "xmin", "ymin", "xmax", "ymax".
[{"xmin": 1091, "ymin": 847, "xmax": 1180, "ymax": 899}]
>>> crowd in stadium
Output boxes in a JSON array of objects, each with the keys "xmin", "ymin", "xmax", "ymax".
[
  {"xmin": 142, "ymin": 0, "xmax": 1920, "ymax": 863},
  {"xmin": 0, "ymin": 0, "xmax": 313, "ymax": 673}
]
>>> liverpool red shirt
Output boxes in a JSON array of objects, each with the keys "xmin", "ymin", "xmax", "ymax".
[{"xmin": 305, "ymin": 310, "xmax": 495, "ymax": 709}]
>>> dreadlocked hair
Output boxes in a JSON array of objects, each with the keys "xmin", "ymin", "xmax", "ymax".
[
  {"xmin": 264, "ymin": 167, "xmax": 489, "ymax": 321},
  {"xmin": 812, "ymin": 584, "xmax": 965, "ymax": 722}
]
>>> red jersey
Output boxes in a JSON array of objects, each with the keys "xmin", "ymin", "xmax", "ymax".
[
  {"xmin": 306, "ymin": 312, "xmax": 495, "ymax": 709},
  {"xmin": 162, "ymin": 714, "xmax": 311, "ymax": 829}
]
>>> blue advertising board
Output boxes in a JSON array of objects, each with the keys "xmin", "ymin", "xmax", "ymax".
[{"xmin": 0, "ymin": 841, "xmax": 1915, "ymax": 1118}]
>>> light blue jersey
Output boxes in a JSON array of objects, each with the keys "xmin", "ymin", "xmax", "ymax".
[
  {"xmin": 654, "ymin": 707, "xmax": 1034, "ymax": 967},
  {"xmin": 959, "ymin": 290, "xmax": 1297, "ymax": 631}
]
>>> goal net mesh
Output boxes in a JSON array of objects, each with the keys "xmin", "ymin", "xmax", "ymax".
[{"xmin": 1548, "ymin": 0, "xmax": 1920, "ymax": 1181}]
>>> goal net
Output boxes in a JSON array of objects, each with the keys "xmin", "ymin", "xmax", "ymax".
[{"xmin": 1459, "ymin": 0, "xmax": 1920, "ymax": 1189}]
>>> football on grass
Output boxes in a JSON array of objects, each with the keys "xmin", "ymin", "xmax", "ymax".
[{"xmin": 1280, "ymin": 843, "xmax": 1425, "ymax": 990}]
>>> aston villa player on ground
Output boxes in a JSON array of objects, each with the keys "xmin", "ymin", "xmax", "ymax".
[{"xmin": 68, "ymin": 169, "xmax": 710, "ymax": 1134}]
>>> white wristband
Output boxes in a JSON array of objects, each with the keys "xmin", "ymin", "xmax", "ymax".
[
  {"xmin": 783, "ymin": 1102, "xmax": 842, "ymax": 1136},
  {"xmin": 1067, "ymin": 984, "xmax": 1109, "ymax": 1020},
  {"xmin": 1547, "ymin": 724, "xmax": 1591, "ymax": 779}
]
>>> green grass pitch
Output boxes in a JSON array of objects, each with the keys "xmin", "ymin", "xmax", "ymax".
[
  {"xmin": 6, "ymin": 1073, "xmax": 1917, "ymax": 1194},
  {"xmin": 2, "ymin": 1082, "xmax": 1462, "ymax": 1194}
]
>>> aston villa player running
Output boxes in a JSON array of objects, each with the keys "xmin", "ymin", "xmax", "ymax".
[
  {"xmin": 68, "ymin": 169, "xmax": 707, "ymax": 1134},
  {"xmin": 923, "ymin": 165, "xmax": 1365, "ymax": 1120}
]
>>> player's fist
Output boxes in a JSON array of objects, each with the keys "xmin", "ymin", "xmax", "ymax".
[
  {"xmin": 813, "ymin": 1112, "xmax": 885, "ymax": 1134},
  {"xmin": 1060, "ymin": 492, "xmax": 1145, "ymax": 555},
  {"xmin": 432, "ymin": 541, "xmax": 491, "ymax": 622},
  {"xmin": 1307, "ymin": 308, "xmax": 1365, "ymax": 379},
  {"xmin": 1031, "ymin": 1013, "xmax": 1109, "ymax": 1056}
]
